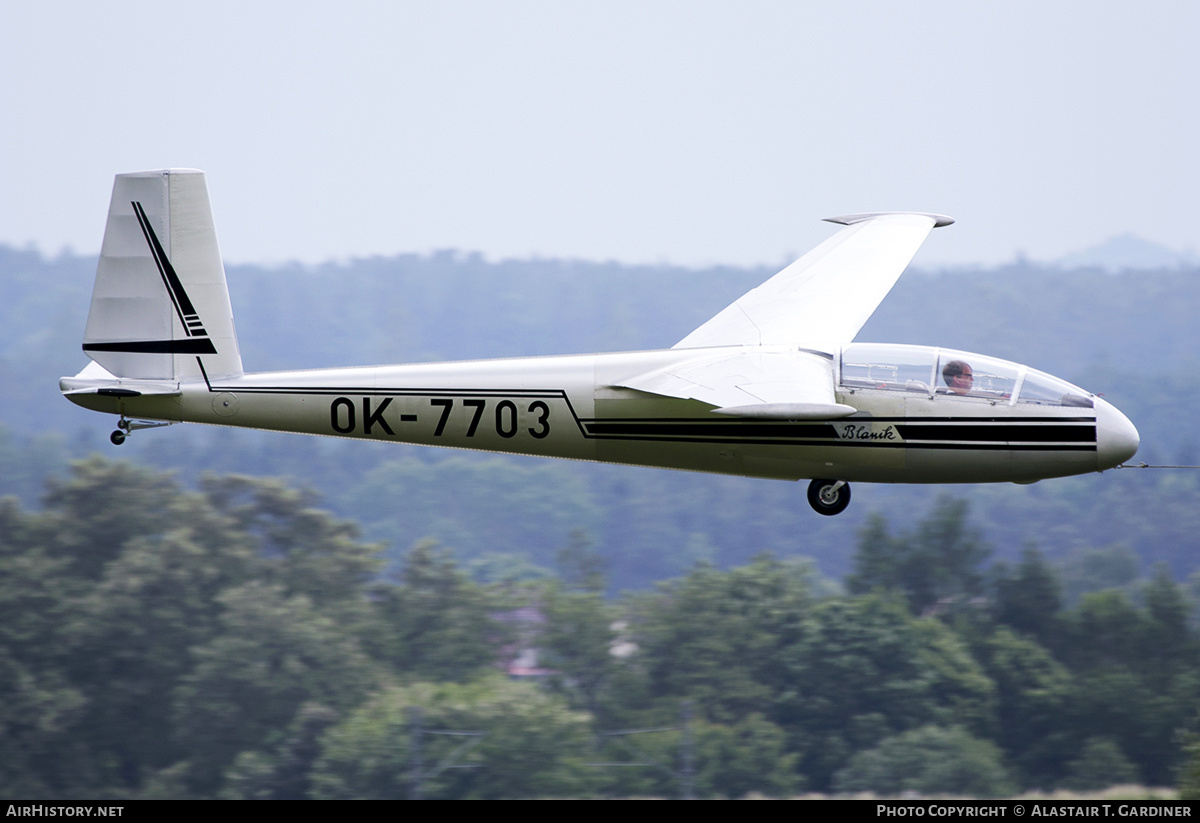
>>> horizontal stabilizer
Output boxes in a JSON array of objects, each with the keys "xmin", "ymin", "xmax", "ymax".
[
  {"xmin": 61, "ymin": 386, "xmax": 182, "ymax": 398},
  {"xmin": 59, "ymin": 360, "xmax": 182, "ymax": 398}
]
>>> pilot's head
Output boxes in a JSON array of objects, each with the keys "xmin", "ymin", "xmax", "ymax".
[{"xmin": 942, "ymin": 360, "xmax": 974, "ymax": 394}]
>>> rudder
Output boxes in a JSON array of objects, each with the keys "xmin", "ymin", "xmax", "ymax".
[{"xmin": 82, "ymin": 169, "xmax": 243, "ymax": 381}]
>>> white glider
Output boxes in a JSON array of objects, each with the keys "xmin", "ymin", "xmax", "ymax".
[{"xmin": 61, "ymin": 170, "xmax": 1139, "ymax": 514}]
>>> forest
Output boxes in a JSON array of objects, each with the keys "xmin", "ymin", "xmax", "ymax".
[
  {"xmin": 2, "ymin": 244, "xmax": 1199, "ymax": 797},
  {"xmin": 4, "ymin": 459, "xmax": 1200, "ymax": 798}
]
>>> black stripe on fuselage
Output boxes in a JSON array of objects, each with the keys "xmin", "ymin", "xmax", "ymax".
[
  {"xmin": 896, "ymin": 423, "xmax": 1096, "ymax": 443},
  {"xmin": 584, "ymin": 421, "xmax": 838, "ymax": 438},
  {"xmin": 579, "ymin": 417, "xmax": 1096, "ymax": 450}
]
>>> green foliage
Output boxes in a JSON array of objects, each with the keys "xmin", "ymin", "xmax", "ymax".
[
  {"xmin": 0, "ymin": 647, "xmax": 86, "ymax": 796},
  {"xmin": 588, "ymin": 709, "xmax": 801, "ymax": 799},
  {"xmin": 1142, "ymin": 564, "xmax": 1192, "ymax": 685},
  {"xmin": 466, "ymin": 551, "xmax": 554, "ymax": 584},
  {"xmin": 367, "ymin": 541, "xmax": 500, "ymax": 683},
  {"xmin": 4, "ymin": 453, "xmax": 1199, "ymax": 798},
  {"xmin": 540, "ymin": 582, "xmax": 619, "ymax": 717},
  {"xmin": 555, "ymin": 528, "xmax": 608, "ymax": 593},
  {"xmin": 1178, "ymin": 725, "xmax": 1200, "ymax": 800},
  {"xmin": 911, "ymin": 619, "xmax": 997, "ymax": 739},
  {"xmin": 847, "ymin": 497, "xmax": 989, "ymax": 615},
  {"xmin": 691, "ymin": 713, "xmax": 801, "ymax": 799},
  {"xmin": 173, "ymin": 581, "xmax": 381, "ymax": 792},
  {"xmin": 312, "ymin": 676, "xmax": 593, "ymax": 799},
  {"xmin": 199, "ymin": 475, "xmax": 383, "ymax": 623},
  {"xmin": 628, "ymin": 554, "xmax": 818, "ymax": 725},
  {"xmin": 41, "ymin": 456, "xmax": 192, "ymax": 579},
  {"xmin": 782, "ymin": 594, "xmax": 979, "ymax": 789},
  {"xmin": 1061, "ymin": 589, "xmax": 1148, "ymax": 671},
  {"xmin": 991, "ymin": 545, "xmax": 1063, "ymax": 647},
  {"xmin": 1061, "ymin": 738, "xmax": 1139, "ymax": 792},
  {"xmin": 1059, "ymin": 545, "xmax": 1140, "ymax": 606},
  {"xmin": 977, "ymin": 628, "xmax": 1073, "ymax": 786},
  {"xmin": 219, "ymin": 703, "xmax": 341, "ymax": 800},
  {"xmin": 1065, "ymin": 668, "xmax": 1169, "ymax": 787},
  {"xmin": 335, "ymin": 455, "xmax": 602, "ymax": 576},
  {"xmin": 0, "ymin": 458, "xmax": 385, "ymax": 797},
  {"xmin": 832, "ymin": 725, "xmax": 1015, "ymax": 797}
]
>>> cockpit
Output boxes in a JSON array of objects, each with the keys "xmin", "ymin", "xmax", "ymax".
[{"xmin": 837, "ymin": 343, "xmax": 1094, "ymax": 409}]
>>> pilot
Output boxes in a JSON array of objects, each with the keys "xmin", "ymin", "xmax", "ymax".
[{"xmin": 942, "ymin": 360, "xmax": 974, "ymax": 395}]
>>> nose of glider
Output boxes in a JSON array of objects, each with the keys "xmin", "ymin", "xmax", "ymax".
[{"xmin": 1095, "ymin": 397, "xmax": 1139, "ymax": 470}]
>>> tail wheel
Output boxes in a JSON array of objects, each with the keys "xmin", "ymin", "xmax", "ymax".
[{"xmin": 807, "ymin": 478, "xmax": 851, "ymax": 516}]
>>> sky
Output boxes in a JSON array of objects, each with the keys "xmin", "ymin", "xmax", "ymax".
[{"xmin": 2, "ymin": 2, "xmax": 1196, "ymax": 270}]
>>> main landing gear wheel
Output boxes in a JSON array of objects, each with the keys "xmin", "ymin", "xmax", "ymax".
[
  {"xmin": 807, "ymin": 478, "xmax": 851, "ymax": 516},
  {"xmin": 108, "ymin": 417, "xmax": 173, "ymax": 445},
  {"xmin": 111, "ymin": 416, "xmax": 131, "ymax": 446}
]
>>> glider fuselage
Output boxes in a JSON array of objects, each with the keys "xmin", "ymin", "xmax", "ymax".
[
  {"xmin": 60, "ymin": 169, "xmax": 1139, "ymax": 514},
  {"xmin": 63, "ymin": 343, "xmax": 1135, "ymax": 486}
]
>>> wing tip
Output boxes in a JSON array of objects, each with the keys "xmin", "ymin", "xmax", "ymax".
[{"xmin": 825, "ymin": 212, "xmax": 955, "ymax": 228}]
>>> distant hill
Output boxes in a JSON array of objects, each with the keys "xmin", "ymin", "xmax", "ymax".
[{"xmin": 1054, "ymin": 233, "xmax": 1198, "ymax": 271}]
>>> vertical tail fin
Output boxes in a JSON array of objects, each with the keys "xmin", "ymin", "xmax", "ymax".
[{"xmin": 82, "ymin": 169, "xmax": 243, "ymax": 381}]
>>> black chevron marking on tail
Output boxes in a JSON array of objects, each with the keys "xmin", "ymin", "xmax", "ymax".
[{"xmin": 131, "ymin": 201, "xmax": 212, "ymax": 340}]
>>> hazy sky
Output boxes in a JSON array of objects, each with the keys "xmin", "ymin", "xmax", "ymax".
[{"xmin": 2, "ymin": 2, "xmax": 1196, "ymax": 269}]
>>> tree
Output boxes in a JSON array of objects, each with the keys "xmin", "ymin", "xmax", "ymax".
[
  {"xmin": 781, "ymin": 594, "xmax": 969, "ymax": 790},
  {"xmin": 847, "ymin": 497, "xmax": 990, "ymax": 615},
  {"xmin": 1059, "ymin": 544, "xmax": 1139, "ymax": 605},
  {"xmin": 628, "ymin": 555, "xmax": 818, "ymax": 726},
  {"xmin": 540, "ymin": 582, "xmax": 619, "ymax": 718},
  {"xmin": 991, "ymin": 544, "xmax": 1064, "ymax": 647},
  {"xmin": 0, "ymin": 498, "xmax": 88, "ymax": 795},
  {"xmin": 1057, "ymin": 575, "xmax": 1196, "ymax": 785},
  {"xmin": 1178, "ymin": 721, "xmax": 1200, "ymax": 800},
  {"xmin": 220, "ymin": 703, "xmax": 341, "ymax": 799},
  {"xmin": 200, "ymin": 475, "xmax": 382, "ymax": 625},
  {"xmin": 555, "ymin": 528, "xmax": 607, "ymax": 593},
  {"xmin": 172, "ymin": 581, "xmax": 380, "ymax": 793},
  {"xmin": 692, "ymin": 713, "xmax": 801, "ymax": 798},
  {"xmin": 367, "ymin": 540, "xmax": 500, "ymax": 683},
  {"xmin": 911, "ymin": 619, "xmax": 997, "ymax": 739},
  {"xmin": 977, "ymin": 628, "xmax": 1073, "ymax": 787},
  {"xmin": 0, "ymin": 461, "xmax": 264, "ymax": 795},
  {"xmin": 1061, "ymin": 737, "xmax": 1139, "ymax": 792},
  {"xmin": 1142, "ymin": 564, "xmax": 1192, "ymax": 685},
  {"xmin": 0, "ymin": 459, "xmax": 391, "ymax": 797},
  {"xmin": 312, "ymin": 676, "xmax": 593, "ymax": 799},
  {"xmin": 832, "ymin": 725, "xmax": 1014, "ymax": 797},
  {"xmin": 600, "ymin": 711, "xmax": 804, "ymax": 799},
  {"xmin": 39, "ymin": 457, "xmax": 194, "ymax": 579},
  {"xmin": 1061, "ymin": 589, "xmax": 1148, "ymax": 672}
]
